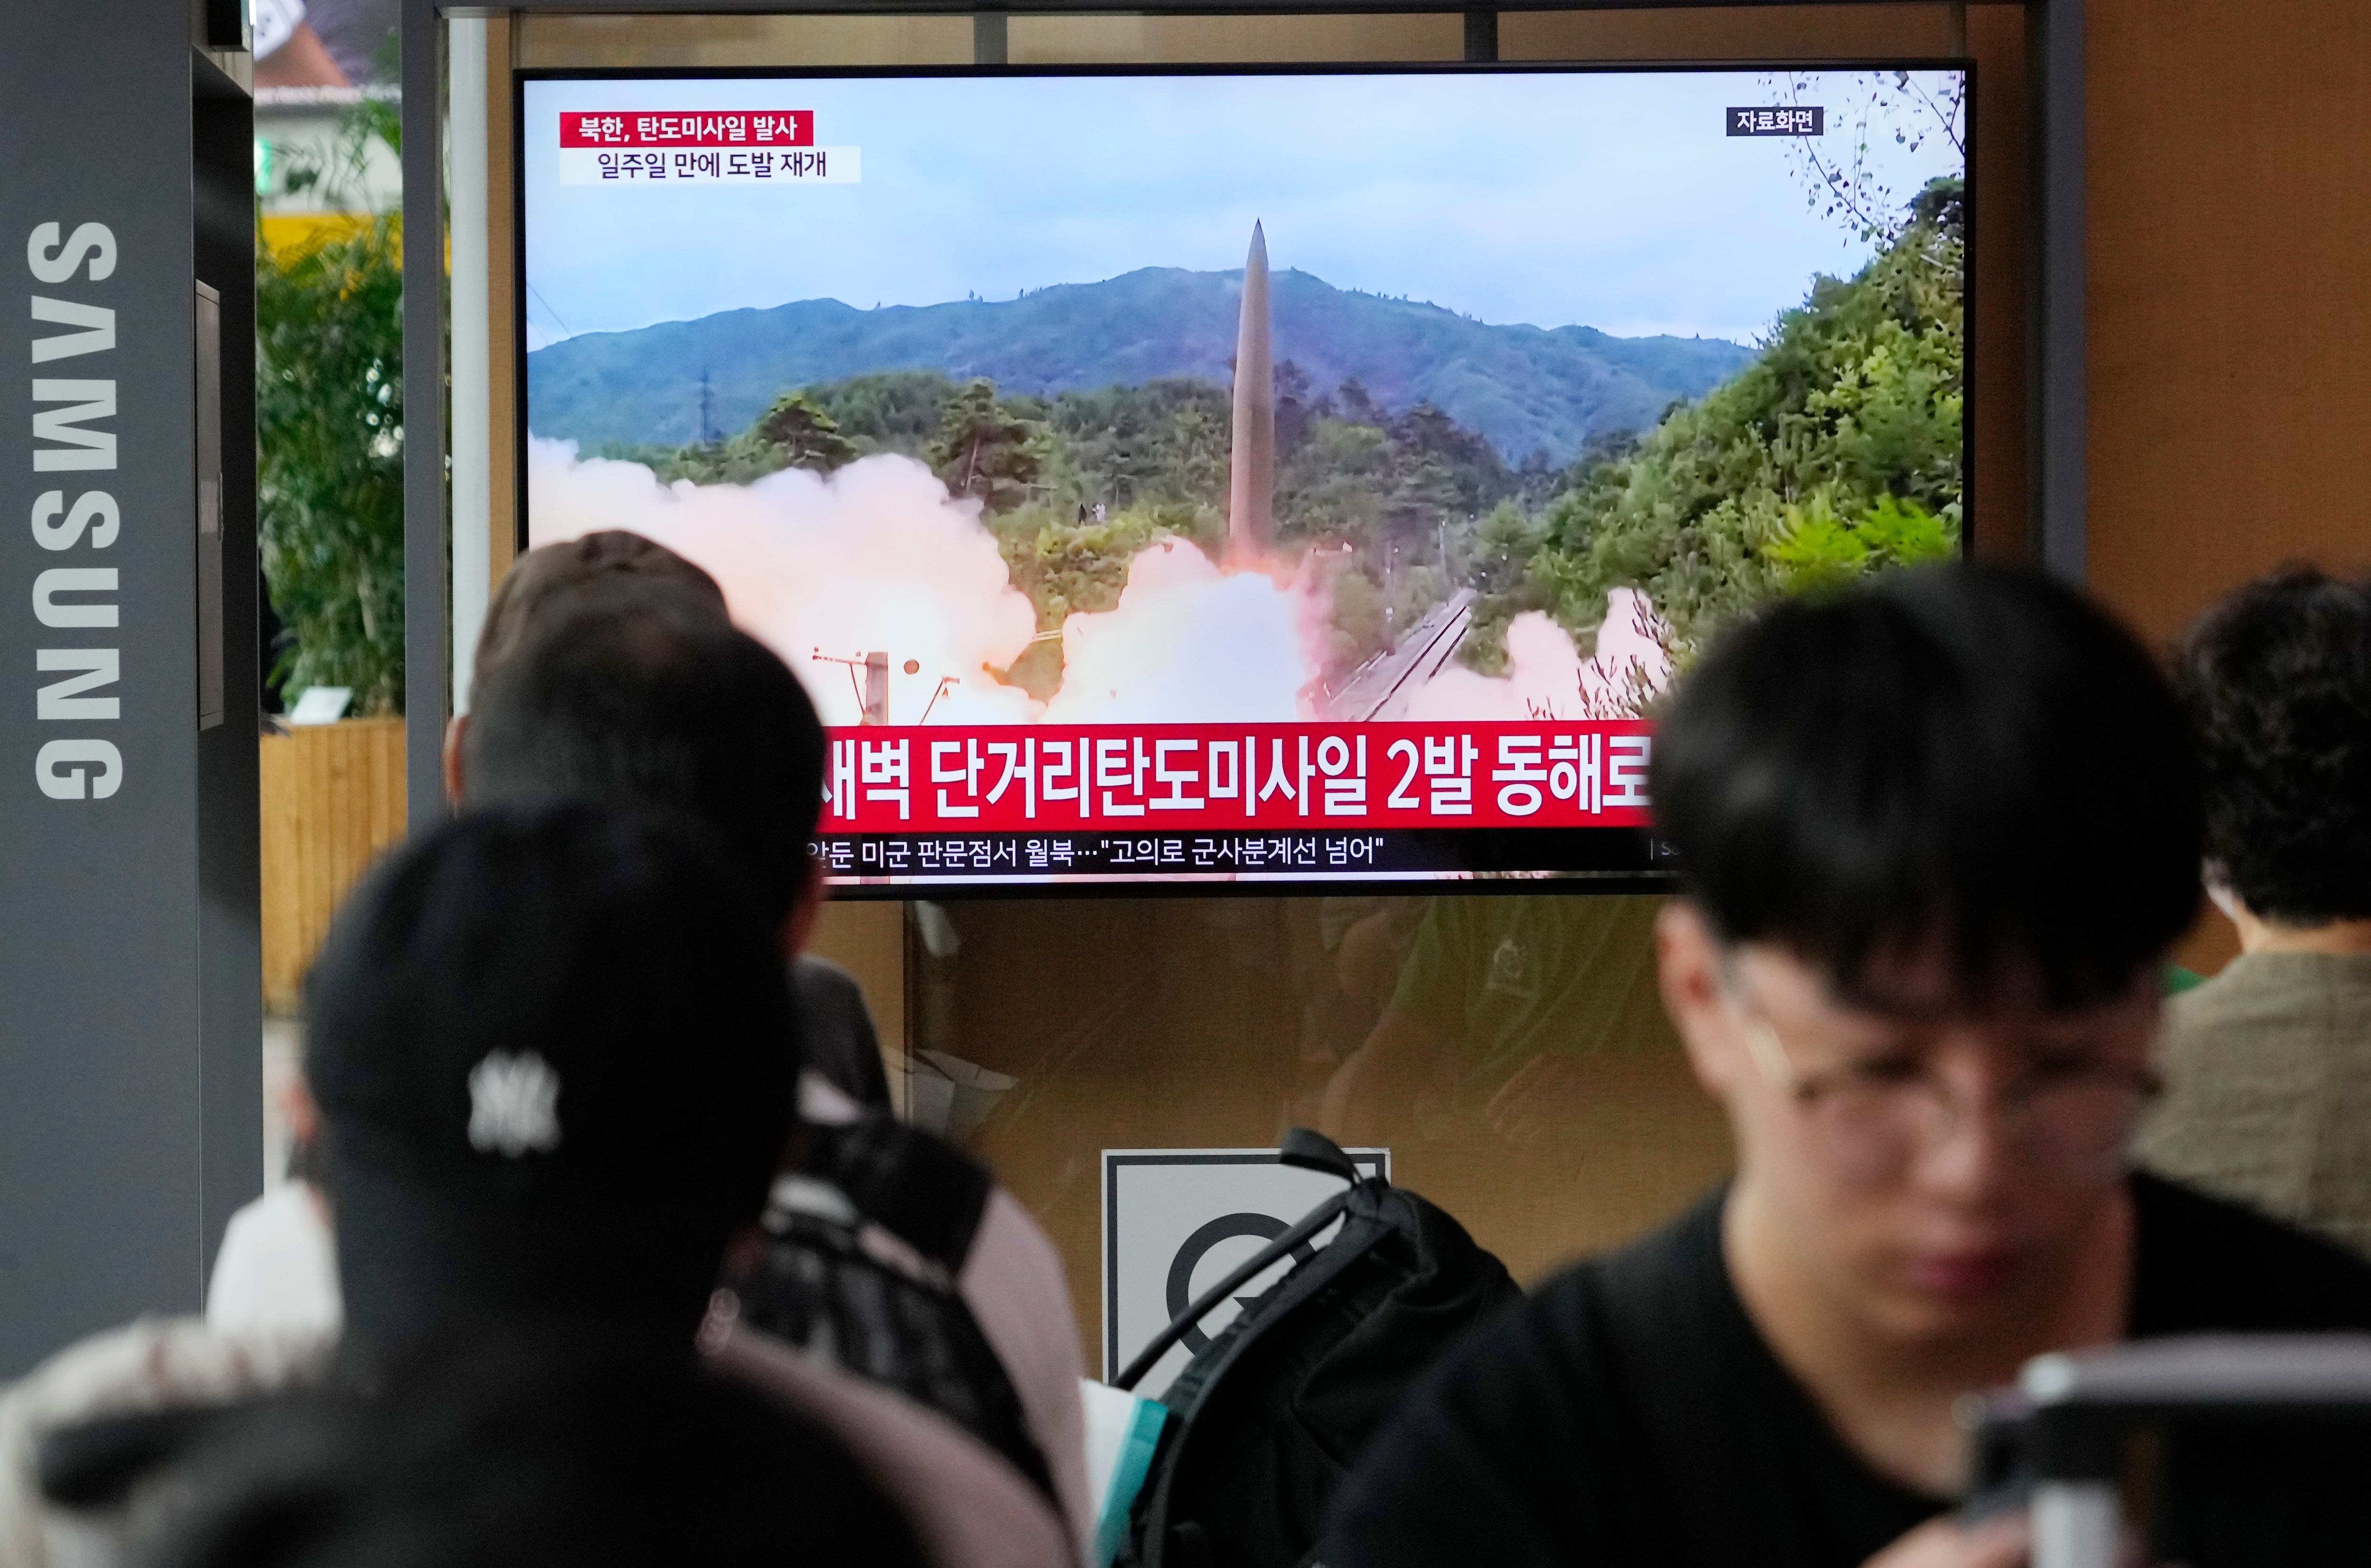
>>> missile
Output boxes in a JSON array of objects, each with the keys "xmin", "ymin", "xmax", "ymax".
[{"xmin": 1227, "ymin": 220, "xmax": 1275, "ymax": 562}]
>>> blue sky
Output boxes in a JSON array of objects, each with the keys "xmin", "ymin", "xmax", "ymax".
[{"xmin": 522, "ymin": 69, "xmax": 1963, "ymax": 352}]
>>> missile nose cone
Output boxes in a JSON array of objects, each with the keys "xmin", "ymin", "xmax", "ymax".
[{"xmin": 1249, "ymin": 220, "xmax": 1267, "ymax": 266}]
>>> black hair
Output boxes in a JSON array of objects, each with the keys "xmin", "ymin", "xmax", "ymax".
[
  {"xmin": 304, "ymin": 801, "xmax": 798, "ymax": 1350},
  {"xmin": 2177, "ymin": 565, "xmax": 2371, "ymax": 926},
  {"xmin": 136, "ymin": 1331, "xmax": 929, "ymax": 1568},
  {"xmin": 1650, "ymin": 562, "xmax": 2203, "ymax": 1008},
  {"xmin": 461, "ymin": 585, "xmax": 826, "ymax": 924}
]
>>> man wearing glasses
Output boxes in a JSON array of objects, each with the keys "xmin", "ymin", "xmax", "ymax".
[{"xmin": 1323, "ymin": 565, "xmax": 2371, "ymax": 1568}]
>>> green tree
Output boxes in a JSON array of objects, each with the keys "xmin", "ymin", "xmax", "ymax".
[
  {"xmin": 257, "ymin": 212, "xmax": 406, "ymax": 714},
  {"xmin": 1517, "ymin": 179, "xmax": 1965, "ymax": 666},
  {"xmin": 1048, "ymin": 378, "xmax": 1231, "ymax": 514},
  {"xmin": 929, "ymin": 378, "xmax": 1050, "ymax": 513},
  {"xmin": 1765, "ymin": 493, "xmax": 1954, "ymax": 596},
  {"xmin": 751, "ymin": 389, "xmax": 857, "ymax": 471},
  {"xmin": 809, "ymin": 370, "xmax": 960, "ymax": 457}
]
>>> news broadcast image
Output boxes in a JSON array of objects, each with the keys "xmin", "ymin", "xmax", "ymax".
[{"xmin": 519, "ymin": 68, "xmax": 1967, "ymax": 890}]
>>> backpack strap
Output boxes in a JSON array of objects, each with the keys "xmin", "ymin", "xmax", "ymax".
[
  {"xmin": 1115, "ymin": 1185, "xmax": 1361, "ymax": 1393},
  {"xmin": 804, "ymin": 1111, "xmax": 993, "ymax": 1275},
  {"xmin": 1114, "ymin": 1130, "xmax": 1374, "ymax": 1393},
  {"xmin": 1131, "ymin": 1186, "xmax": 1406, "ymax": 1568},
  {"xmin": 734, "ymin": 1191, "xmax": 1061, "ymax": 1508}
]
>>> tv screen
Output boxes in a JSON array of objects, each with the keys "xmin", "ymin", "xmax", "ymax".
[{"xmin": 518, "ymin": 64, "xmax": 1968, "ymax": 892}]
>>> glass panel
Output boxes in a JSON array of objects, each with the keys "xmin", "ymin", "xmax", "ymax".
[
  {"xmin": 1499, "ymin": 4, "xmax": 1955, "ymax": 62},
  {"xmin": 906, "ymin": 892, "xmax": 1733, "ymax": 1371}
]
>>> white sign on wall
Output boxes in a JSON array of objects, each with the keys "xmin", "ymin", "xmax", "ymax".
[{"xmin": 1101, "ymin": 1146, "xmax": 1388, "ymax": 1399}]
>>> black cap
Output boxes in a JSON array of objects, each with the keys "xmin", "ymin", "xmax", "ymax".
[{"xmin": 304, "ymin": 801, "xmax": 800, "ymax": 1351}]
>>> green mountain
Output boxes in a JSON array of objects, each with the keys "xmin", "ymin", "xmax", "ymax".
[{"xmin": 525, "ymin": 266, "xmax": 1751, "ymax": 466}]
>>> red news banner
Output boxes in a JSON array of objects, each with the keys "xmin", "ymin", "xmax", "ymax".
[
  {"xmin": 823, "ymin": 721, "xmax": 1654, "ymax": 833},
  {"xmin": 559, "ymin": 110, "xmax": 814, "ymax": 147},
  {"xmin": 557, "ymin": 110, "xmax": 853, "ymax": 184}
]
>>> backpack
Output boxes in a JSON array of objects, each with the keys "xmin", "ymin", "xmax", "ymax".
[
  {"xmin": 721, "ymin": 1111, "xmax": 1059, "ymax": 1507},
  {"xmin": 1115, "ymin": 1129, "xmax": 1519, "ymax": 1568}
]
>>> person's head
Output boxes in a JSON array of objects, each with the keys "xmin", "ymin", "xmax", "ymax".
[
  {"xmin": 460, "ymin": 586, "xmax": 827, "ymax": 941},
  {"xmin": 447, "ymin": 530, "xmax": 728, "ymax": 799},
  {"xmin": 2176, "ymin": 565, "xmax": 2371, "ymax": 932},
  {"xmin": 304, "ymin": 801, "xmax": 799, "ymax": 1354},
  {"xmin": 470, "ymin": 530, "xmax": 726, "ymax": 703},
  {"xmin": 137, "ymin": 1332, "xmax": 928, "ymax": 1568},
  {"xmin": 1649, "ymin": 563, "xmax": 2202, "ymax": 1345}
]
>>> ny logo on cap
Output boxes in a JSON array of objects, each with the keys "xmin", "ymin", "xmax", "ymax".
[{"xmin": 468, "ymin": 1050, "xmax": 562, "ymax": 1158}]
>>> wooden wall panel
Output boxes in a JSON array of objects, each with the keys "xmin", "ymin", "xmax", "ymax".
[
  {"xmin": 2087, "ymin": 0, "xmax": 2371, "ymax": 645},
  {"xmin": 1501, "ymin": 2, "xmax": 1957, "ymax": 58},
  {"xmin": 2086, "ymin": 0, "xmax": 2371, "ymax": 975},
  {"xmin": 259, "ymin": 720, "xmax": 407, "ymax": 1016}
]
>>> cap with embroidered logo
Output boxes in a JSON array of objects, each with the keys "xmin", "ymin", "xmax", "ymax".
[{"xmin": 304, "ymin": 799, "xmax": 802, "ymax": 1350}]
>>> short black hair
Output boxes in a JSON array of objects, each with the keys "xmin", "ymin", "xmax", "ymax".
[
  {"xmin": 2178, "ymin": 565, "xmax": 2371, "ymax": 925},
  {"xmin": 136, "ymin": 1332, "xmax": 928, "ymax": 1568},
  {"xmin": 1651, "ymin": 563, "xmax": 2203, "ymax": 1008},
  {"xmin": 462, "ymin": 585, "xmax": 826, "ymax": 923},
  {"xmin": 305, "ymin": 801, "xmax": 799, "ymax": 1349}
]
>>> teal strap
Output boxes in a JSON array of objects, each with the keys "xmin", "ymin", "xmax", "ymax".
[{"xmin": 1093, "ymin": 1396, "xmax": 1170, "ymax": 1567}]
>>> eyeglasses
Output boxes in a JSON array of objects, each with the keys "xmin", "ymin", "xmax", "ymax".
[{"xmin": 1722, "ymin": 969, "xmax": 2160, "ymax": 1187}]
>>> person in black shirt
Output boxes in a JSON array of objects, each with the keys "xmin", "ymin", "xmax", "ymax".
[{"xmin": 1324, "ymin": 564, "xmax": 2371, "ymax": 1568}]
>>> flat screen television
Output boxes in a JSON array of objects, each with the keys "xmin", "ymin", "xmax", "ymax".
[{"xmin": 517, "ymin": 63, "xmax": 1969, "ymax": 893}]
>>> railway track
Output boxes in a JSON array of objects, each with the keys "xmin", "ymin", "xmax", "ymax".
[{"xmin": 1321, "ymin": 588, "xmax": 1477, "ymax": 722}]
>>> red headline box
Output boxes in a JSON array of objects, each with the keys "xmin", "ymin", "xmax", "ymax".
[
  {"xmin": 560, "ymin": 110, "xmax": 813, "ymax": 148},
  {"xmin": 822, "ymin": 720, "xmax": 1654, "ymax": 833}
]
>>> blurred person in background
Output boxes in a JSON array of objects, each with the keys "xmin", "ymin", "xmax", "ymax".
[
  {"xmin": 134, "ymin": 1334, "xmax": 928, "ymax": 1568},
  {"xmin": 1321, "ymin": 896, "xmax": 1673, "ymax": 1150},
  {"xmin": 250, "ymin": 0, "xmax": 400, "ymax": 90},
  {"xmin": 457, "ymin": 569, "xmax": 1091, "ymax": 1554},
  {"xmin": 249, "ymin": 0, "xmax": 348, "ymax": 90},
  {"xmin": 2136, "ymin": 567, "xmax": 2371, "ymax": 1253},
  {"xmin": 455, "ymin": 529, "xmax": 889, "ymax": 1109},
  {"xmin": 1323, "ymin": 564, "xmax": 2371, "ymax": 1568}
]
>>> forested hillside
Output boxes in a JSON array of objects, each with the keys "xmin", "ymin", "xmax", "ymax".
[
  {"xmin": 526, "ymin": 265, "xmax": 1749, "ymax": 466},
  {"xmin": 1467, "ymin": 176, "xmax": 1967, "ymax": 670}
]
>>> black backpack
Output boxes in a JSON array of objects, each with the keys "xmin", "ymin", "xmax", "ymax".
[
  {"xmin": 1115, "ymin": 1129, "xmax": 1519, "ymax": 1568},
  {"xmin": 721, "ymin": 1111, "xmax": 1059, "ymax": 1508}
]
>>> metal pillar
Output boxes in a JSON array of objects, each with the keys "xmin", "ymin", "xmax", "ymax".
[{"xmin": 0, "ymin": 0, "xmax": 262, "ymax": 1376}]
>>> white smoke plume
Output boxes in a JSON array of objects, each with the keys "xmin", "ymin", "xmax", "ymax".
[
  {"xmin": 528, "ymin": 439, "xmax": 1666, "ymax": 726},
  {"xmin": 1043, "ymin": 538, "xmax": 1317, "ymax": 724},
  {"xmin": 530, "ymin": 439, "xmax": 1331, "ymax": 725},
  {"xmin": 1402, "ymin": 590, "xmax": 1672, "ymax": 722},
  {"xmin": 534, "ymin": 440, "xmax": 1046, "ymax": 725}
]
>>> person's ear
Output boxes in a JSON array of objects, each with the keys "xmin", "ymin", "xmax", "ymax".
[
  {"xmin": 778, "ymin": 850, "xmax": 826, "ymax": 959},
  {"xmin": 1657, "ymin": 900, "xmax": 1743, "ymax": 1100},
  {"xmin": 442, "ymin": 714, "xmax": 469, "ymax": 805}
]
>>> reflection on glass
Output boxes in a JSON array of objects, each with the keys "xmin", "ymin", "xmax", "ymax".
[{"xmin": 908, "ymin": 894, "xmax": 1732, "ymax": 1359}]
